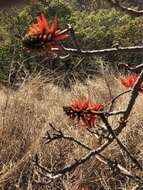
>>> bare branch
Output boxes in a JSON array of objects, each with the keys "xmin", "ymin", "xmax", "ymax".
[
  {"xmin": 107, "ymin": 110, "xmax": 125, "ymax": 116},
  {"xmin": 62, "ymin": 45, "xmax": 143, "ymax": 57},
  {"xmin": 63, "ymin": 105, "xmax": 125, "ymax": 117},
  {"xmin": 35, "ymin": 152, "xmax": 141, "ymax": 181},
  {"xmin": 100, "ymin": 114, "xmax": 143, "ymax": 171},
  {"xmin": 108, "ymin": 90, "xmax": 131, "ymax": 112},
  {"xmin": 115, "ymin": 69, "xmax": 143, "ymax": 134},
  {"xmin": 35, "ymin": 128, "xmax": 141, "ymax": 181},
  {"xmin": 34, "ymin": 128, "xmax": 117, "ymax": 179},
  {"xmin": 103, "ymin": 70, "xmax": 143, "ymax": 171},
  {"xmin": 124, "ymin": 70, "xmax": 143, "ymax": 120},
  {"xmin": 119, "ymin": 63, "xmax": 143, "ymax": 73},
  {"xmin": 35, "ymin": 125, "xmax": 140, "ymax": 179},
  {"xmin": 106, "ymin": 0, "xmax": 143, "ymax": 16},
  {"xmin": 44, "ymin": 123, "xmax": 111, "ymax": 164}
]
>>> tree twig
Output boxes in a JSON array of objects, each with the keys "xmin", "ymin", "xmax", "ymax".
[
  {"xmin": 119, "ymin": 63, "xmax": 143, "ymax": 73},
  {"xmin": 115, "ymin": 70, "xmax": 143, "ymax": 134},
  {"xmin": 124, "ymin": 70, "xmax": 143, "ymax": 120},
  {"xmin": 108, "ymin": 89, "xmax": 131, "ymax": 112},
  {"xmin": 100, "ymin": 114, "xmax": 143, "ymax": 171},
  {"xmin": 62, "ymin": 45, "xmax": 143, "ymax": 57},
  {"xmin": 35, "ymin": 125, "xmax": 141, "ymax": 181}
]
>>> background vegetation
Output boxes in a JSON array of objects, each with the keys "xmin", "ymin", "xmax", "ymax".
[{"xmin": 0, "ymin": 0, "xmax": 143, "ymax": 87}]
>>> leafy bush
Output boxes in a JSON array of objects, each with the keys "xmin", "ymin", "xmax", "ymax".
[{"xmin": 70, "ymin": 9, "xmax": 143, "ymax": 48}]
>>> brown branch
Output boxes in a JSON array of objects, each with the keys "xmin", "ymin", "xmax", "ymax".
[
  {"xmin": 62, "ymin": 45, "xmax": 143, "ymax": 57},
  {"xmin": 41, "ymin": 69, "xmax": 143, "ymax": 178},
  {"xmin": 35, "ymin": 124, "xmax": 141, "ymax": 181},
  {"xmin": 34, "ymin": 123, "xmax": 117, "ymax": 178},
  {"xmin": 44, "ymin": 123, "xmax": 110, "ymax": 164},
  {"xmin": 100, "ymin": 114, "xmax": 143, "ymax": 171},
  {"xmin": 107, "ymin": 110, "xmax": 125, "ymax": 116},
  {"xmin": 115, "ymin": 69, "xmax": 143, "ymax": 136},
  {"xmin": 106, "ymin": 0, "xmax": 143, "ymax": 16},
  {"xmin": 108, "ymin": 90, "xmax": 131, "ymax": 112},
  {"xmin": 124, "ymin": 70, "xmax": 143, "ymax": 120},
  {"xmin": 96, "ymin": 74, "xmax": 143, "ymax": 172},
  {"xmin": 35, "ymin": 127, "xmax": 141, "ymax": 181},
  {"xmin": 63, "ymin": 106, "xmax": 125, "ymax": 117},
  {"xmin": 35, "ymin": 151, "xmax": 141, "ymax": 181},
  {"xmin": 119, "ymin": 63, "xmax": 143, "ymax": 73}
]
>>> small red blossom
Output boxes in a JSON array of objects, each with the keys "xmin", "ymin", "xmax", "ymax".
[
  {"xmin": 80, "ymin": 114, "xmax": 96, "ymax": 128},
  {"xmin": 80, "ymin": 103, "xmax": 104, "ymax": 128},
  {"xmin": 64, "ymin": 99, "xmax": 104, "ymax": 129},
  {"xmin": 90, "ymin": 103, "xmax": 104, "ymax": 112},
  {"xmin": 23, "ymin": 14, "xmax": 69, "ymax": 51},
  {"xmin": 120, "ymin": 74, "xmax": 143, "ymax": 91},
  {"xmin": 71, "ymin": 99, "xmax": 90, "ymax": 111}
]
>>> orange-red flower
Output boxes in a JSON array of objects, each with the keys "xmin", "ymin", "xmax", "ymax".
[
  {"xmin": 23, "ymin": 14, "xmax": 69, "ymax": 51},
  {"xmin": 120, "ymin": 74, "xmax": 143, "ymax": 90},
  {"xmin": 90, "ymin": 103, "xmax": 104, "ymax": 112},
  {"xmin": 71, "ymin": 99, "xmax": 90, "ymax": 111},
  {"xmin": 80, "ymin": 102, "xmax": 104, "ymax": 128},
  {"xmin": 64, "ymin": 99, "xmax": 104, "ymax": 129}
]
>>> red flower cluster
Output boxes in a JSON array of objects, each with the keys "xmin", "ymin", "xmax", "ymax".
[
  {"xmin": 23, "ymin": 15, "xmax": 69, "ymax": 51},
  {"xmin": 120, "ymin": 74, "xmax": 143, "ymax": 91},
  {"xmin": 64, "ymin": 99, "xmax": 104, "ymax": 129}
]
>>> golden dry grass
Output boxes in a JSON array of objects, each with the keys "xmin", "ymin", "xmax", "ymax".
[{"xmin": 0, "ymin": 73, "xmax": 143, "ymax": 190}]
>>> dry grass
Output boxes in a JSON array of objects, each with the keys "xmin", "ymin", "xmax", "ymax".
[{"xmin": 0, "ymin": 73, "xmax": 143, "ymax": 190}]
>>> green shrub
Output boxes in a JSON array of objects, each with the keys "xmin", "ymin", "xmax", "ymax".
[{"xmin": 70, "ymin": 9, "xmax": 143, "ymax": 48}]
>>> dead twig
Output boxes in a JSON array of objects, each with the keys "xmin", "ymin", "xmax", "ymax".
[
  {"xmin": 108, "ymin": 89, "xmax": 131, "ymax": 112},
  {"xmin": 100, "ymin": 114, "xmax": 143, "ymax": 171},
  {"xmin": 62, "ymin": 45, "xmax": 143, "ymax": 57},
  {"xmin": 34, "ymin": 124, "xmax": 141, "ymax": 181},
  {"xmin": 119, "ymin": 63, "xmax": 143, "ymax": 73}
]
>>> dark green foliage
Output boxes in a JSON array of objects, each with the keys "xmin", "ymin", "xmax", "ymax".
[
  {"xmin": 69, "ymin": 9, "xmax": 143, "ymax": 48},
  {"xmin": 0, "ymin": 0, "xmax": 143, "ymax": 86}
]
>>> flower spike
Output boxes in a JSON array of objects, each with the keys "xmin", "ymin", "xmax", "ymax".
[
  {"xmin": 64, "ymin": 99, "xmax": 104, "ymax": 129},
  {"xmin": 50, "ymin": 16, "xmax": 59, "ymax": 33},
  {"xmin": 120, "ymin": 74, "xmax": 143, "ymax": 92},
  {"xmin": 41, "ymin": 14, "xmax": 49, "ymax": 32},
  {"xmin": 23, "ymin": 14, "xmax": 70, "ymax": 51}
]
